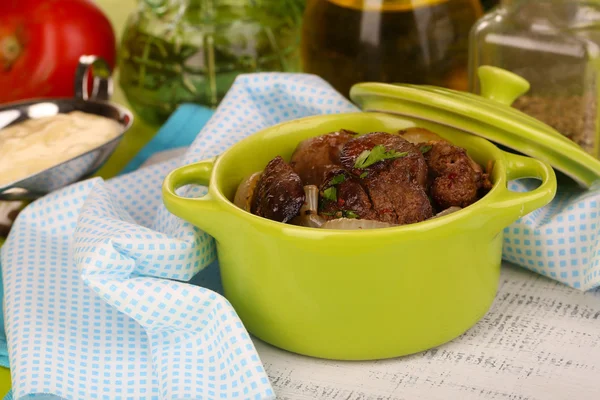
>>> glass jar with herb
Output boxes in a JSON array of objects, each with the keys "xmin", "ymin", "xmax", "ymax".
[
  {"xmin": 469, "ymin": 0, "xmax": 600, "ymax": 157},
  {"xmin": 301, "ymin": 0, "xmax": 483, "ymax": 98},
  {"xmin": 119, "ymin": 0, "xmax": 303, "ymax": 126}
]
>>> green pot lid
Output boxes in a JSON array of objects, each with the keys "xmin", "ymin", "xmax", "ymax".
[{"xmin": 350, "ymin": 65, "xmax": 600, "ymax": 188}]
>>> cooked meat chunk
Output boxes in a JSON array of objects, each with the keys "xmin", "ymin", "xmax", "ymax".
[
  {"xmin": 363, "ymin": 157, "xmax": 433, "ymax": 224},
  {"xmin": 290, "ymin": 129, "xmax": 357, "ymax": 186},
  {"xmin": 241, "ymin": 128, "xmax": 491, "ymax": 230},
  {"xmin": 339, "ymin": 132, "xmax": 428, "ymax": 188},
  {"xmin": 251, "ymin": 156, "xmax": 305, "ymax": 223},
  {"xmin": 424, "ymin": 141, "xmax": 492, "ymax": 209},
  {"xmin": 319, "ymin": 167, "xmax": 376, "ymax": 220},
  {"xmin": 339, "ymin": 132, "xmax": 432, "ymax": 224}
]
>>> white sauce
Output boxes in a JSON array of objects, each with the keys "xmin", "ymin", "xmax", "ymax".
[{"xmin": 0, "ymin": 111, "xmax": 122, "ymax": 187}]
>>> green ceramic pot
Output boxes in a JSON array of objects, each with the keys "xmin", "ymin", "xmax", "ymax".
[{"xmin": 162, "ymin": 111, "xmax": 556, "ymax": 360}]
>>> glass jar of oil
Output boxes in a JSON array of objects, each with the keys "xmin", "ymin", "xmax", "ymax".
[{"xmin": 301, "ymin": 0, "xmax": 483, "ymax": 97}]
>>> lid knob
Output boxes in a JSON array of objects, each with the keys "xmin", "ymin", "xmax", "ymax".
[{"xmin": 478, "ymin": 66, "xmax": 530, "ymax": 106}]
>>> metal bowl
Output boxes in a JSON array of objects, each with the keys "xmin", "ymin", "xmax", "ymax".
[{"xmin": 0, "ymin": 55, "xmax": 133, "ymax": 200}]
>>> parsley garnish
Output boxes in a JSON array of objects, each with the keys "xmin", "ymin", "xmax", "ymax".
[
  {"xmin": 353, "ymin": 150, "xmax": 371, "ymax": 169},
  {"xmin": 322, "ymin": 187, "xmax": 337, "ymax": 202},
  {"xmin": 344, "ymin": 210, "xmax": 359, "ymax": 219},
  {"xmin": 420, "ymin": 145, "xmax": 432, "ymax": 154},
  {"xmin": 330, "ymin": 174, "xmax": 346, "ymax": 185},
  {"xmin": 360, "ymin": 172, "xmax": 368, "ymax": 179},
  {"xmin": 321, "ymin": 210, "xmax": 359, "ymax": 219},
  {"xmin": 353, "ymin": 145, "xmax": 408, "ymax": 169}
]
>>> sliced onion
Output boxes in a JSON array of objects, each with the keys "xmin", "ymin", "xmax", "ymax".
[
  {"xmin": 430, "ymin": 206, "xmax": 462, "ymax": 219},
  {"xmin": 320, "ymin": 218, "xmax": 396, "ymax": 230},
  {"xmin": 290, "ymin": 185, "xmax": 326, "ymax": 228},
  {"xmin": 234, "ymin": 171, "xmax": 262, "ymax": 212},
  {"xmin": 398, "ymin": 127, "xmax": 445, "ymax": 144}
]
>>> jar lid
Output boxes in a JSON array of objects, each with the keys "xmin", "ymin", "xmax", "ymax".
[{"xmin": 350, "ymin": 66, "xmax": 600, "ymax": 188}]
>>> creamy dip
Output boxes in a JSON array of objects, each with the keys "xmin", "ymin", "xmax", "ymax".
[{"xmin": 0, "ymin": 111, "xmax": 122, "ymax": 187}]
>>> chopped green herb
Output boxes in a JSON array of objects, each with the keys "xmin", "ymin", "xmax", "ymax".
[
  {"xmin": 353, "ymin": 145, "xmax": 408, "ymax": 169},
  {"xmin": 344, "ymin": 210, "xmax": 359, "ymax": 219},
  {"xmin": 354, "ymin": 150, "xmax": 371, "ymax": 169},
  {"xmin": 420, "ymin": 145, "xmax": 433, "ymax": 154},
  {"xmin": 322, "ymin": 210, "xmax": 358, "ymax": 219},
  {"xmin": 320, "ymin": 211, "xmax": 336, "ymax": 216},
  {"xmin": 318, "ymin": 199, "xmax": 325, "ymax": 211},
  {"xmin": 360, "ymin": 171, "xmax": 368, "ymax": 179},
  {"xmin": 321, "ymin": 211, "xmax": 343, "ymax": 218},
  {"xmin": 330, "ymin": 174, "xmax": 346, "ymax": 185},
  {"xmin": 322, "ymin": 187, "xmax": 337, "ymax": 202}
]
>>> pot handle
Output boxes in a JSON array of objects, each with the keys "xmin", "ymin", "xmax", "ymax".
[
  {"xmin": 162, "ymin": 158, "xmax": 224, "ymax": 234},
  {"xmin": 491, "ymin": 152, "xmax": 557, "ymax": 226},
  {"xmin": 478, "ymin": 66, "xmax": 530, "ymax": 106}
]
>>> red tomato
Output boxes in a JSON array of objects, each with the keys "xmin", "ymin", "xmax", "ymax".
[{"xmin": 0, "ymin": 0, "xmax": 116, "ymax": 103}]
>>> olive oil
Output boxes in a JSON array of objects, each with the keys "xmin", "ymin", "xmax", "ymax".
[{"xmin": 301, "ymin": 0, "xmax": 482, "ymax": 97}]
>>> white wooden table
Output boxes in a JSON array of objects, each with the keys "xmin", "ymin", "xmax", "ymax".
[{"xmin": 255, "ymin": 263, "xmax": 600, "ymax": 400}]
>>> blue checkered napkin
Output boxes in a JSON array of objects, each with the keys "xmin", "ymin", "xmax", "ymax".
[
  {"xmin": 3, "ymin": 163, "xmax": 272, "ymax": 399},
  {"xmin": 504, "ymin": 180, "xmax": 600, "ymax": 291},
  {"xmin": 0, "ymin": 72, "xmax": 357, "ymax": 399}
]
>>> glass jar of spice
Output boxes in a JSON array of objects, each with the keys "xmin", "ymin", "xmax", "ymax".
[{"xmin": 469, "ymin": 0, "xmax": 600, "ymax": 157}]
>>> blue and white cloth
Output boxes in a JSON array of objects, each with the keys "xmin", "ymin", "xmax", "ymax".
[
  {"xmin": 119, "ymin": 104, "xmax": 215, "ymax": 175},
  {"xmin": 2, "ymin": 71, "xmax": 600, "ymax": 399},
  {"xmin": 504, "ymin": 180, "xmax": 600, "ymax": 290},
  {"xmin": 0, "ymin": 73, "xmax": 356, "ymax": 399}
]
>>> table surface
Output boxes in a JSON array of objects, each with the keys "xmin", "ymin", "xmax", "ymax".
[{"xmin": 2, "ymin": 1, "xmax": 600, "ymax": 399}]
